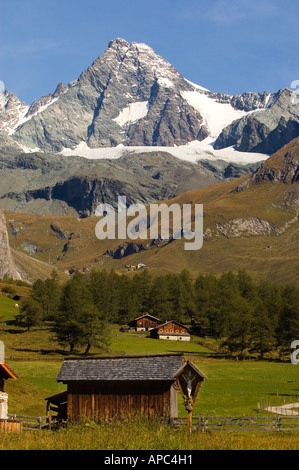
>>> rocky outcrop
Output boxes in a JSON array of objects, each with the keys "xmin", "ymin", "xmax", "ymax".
[
  {"xmin": 0, "ymin": 211, "xmax": 21, "ymax": 280},
  {"xmin": 105, "ymin": 242, "xmax": 149, "ymax": 259},
  {"xmin": 252, "ymin": 137, "xmax": 299, "ymax": 183},
  {"xmin": 50, "ymin": 224, "xmax": 69, "ymax": 240},
  {"xmin": 0, "ymin": 91, "xmax": 29, "ymax": 135},
  {"xmin": 214, "ymin": 89, "xmax": 299, "ymax": 154},
  {"xmin": 215, "ymin": 217, "xmax": 279, "ymax": 238}
]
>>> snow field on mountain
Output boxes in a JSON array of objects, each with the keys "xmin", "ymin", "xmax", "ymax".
[
  {"xmin": 60, "ymin": 138, "xmax": 268, "ymax": 165},
  {"xmin": 113, "ymin": 101, "xmax": 149, "ymax": 126},
  {"xmin": 181, "ymin": 89, "xmax": 248, "ymax": 138}
]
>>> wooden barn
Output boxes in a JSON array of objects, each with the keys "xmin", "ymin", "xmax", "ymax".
[
  {"xmin": 48, "ymin": 354, "xmax": 192, "ymax": 423},
  {"xmin": 150, "ymin": 321, "xmax": 191, "ymax": 342},
  {"xmin": 128, "ymin": 314, "xmax": 161, "ymax": 331}
]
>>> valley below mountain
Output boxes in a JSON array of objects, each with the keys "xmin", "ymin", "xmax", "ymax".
[{"xmin": 1, "ymin": 138, "xmax": 298, "ymax": 285}]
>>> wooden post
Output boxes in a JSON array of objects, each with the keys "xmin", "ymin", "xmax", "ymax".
[
  {"xmin": 198, "ymin": 416, "xmax": 202, "ymax": 433},
  {"xmin": 187, "ymin": 409, "xmax": 192, "ymax": 437}
]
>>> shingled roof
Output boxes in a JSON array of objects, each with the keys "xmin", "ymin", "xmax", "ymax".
[{"xmin": 57, "ymin": 354, "xmax": 184, "ymax": 382}]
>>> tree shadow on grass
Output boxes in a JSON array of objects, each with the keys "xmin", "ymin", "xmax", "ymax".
[
  {"xmin": 5, "ymin": 328, "xmax": 28, "ymax": 334},
  {"xmin": 11, "ymin": 347, "xmax": 70, "ymax": 356}
]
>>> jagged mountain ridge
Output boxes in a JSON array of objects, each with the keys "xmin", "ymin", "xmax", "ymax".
[
  {"xmin": 1, "ymin": 38, "xmax": 273, "ymax": 155},
  {"xmin": 214, "ymin": 88, "xmax": 299, "ymax": 155}
]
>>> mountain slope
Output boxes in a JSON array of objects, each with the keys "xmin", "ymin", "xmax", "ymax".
[
  {"xmin": 0, "ymin": 150, "xmax": 259, "ymax": 217},
  {"xmin": 3, "ymin": 138, "xmax": 299, "ymax": 284}
]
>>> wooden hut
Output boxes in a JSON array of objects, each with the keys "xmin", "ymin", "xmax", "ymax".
[
  {"xmin": 150, "ymin": 321, "xmax": 191, "ymax": 342},
  {"xmin": 128, "ymin": 314, "xmax": 161, "ymax": 331},
  {"xmin": 0, "ymin": 361, "xmax": 21, "ymax": 433},
  {"xmin": 49, "ymin": 354, "xmax": 187, "ymax": 423}
]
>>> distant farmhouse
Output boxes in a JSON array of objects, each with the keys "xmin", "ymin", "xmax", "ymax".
[
  {"xmin": 150, "ymin": 321, "xmax": 191, "ymax": 342},
  {"xmin": 128, "ymin": 314, "xmax": 160, "ymax": 331},
  {"xmin": 46, "ymin": 354, "xmax": 205, "ymax": 423},
  {"xmin": 128, "ymin": 316, "xmax": 191, "ymax": 341}
]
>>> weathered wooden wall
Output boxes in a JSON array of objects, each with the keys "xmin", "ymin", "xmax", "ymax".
[
  {"xmin": 0, "ymin": 419, "xmax": 22, "ymax": 433},
  {"xmin": 131, "ymin": 317, "xmax": 159, "ymax": 330},
  {"xmin": 66, "ymin": 380, "xmax": 177, "ymax": 422}
]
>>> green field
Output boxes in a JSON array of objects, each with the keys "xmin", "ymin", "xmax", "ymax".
[
  {"xmin": 1, "ymin": 321, "xmax": 298, "ymax": 418},
  {"xmin": 1, "ymin": 305, "xmax": 299, "ymax": 450},
  {"xmin": 2, "ymin": 357, "xmax": 299, "ymax": 450},
  {"xmin": 4, "ymin": 356, "xmax": 299, "ymax": 418},
  {"xmin": 0, "ymin": 296, "xmax": 20, "ymax": 323}
]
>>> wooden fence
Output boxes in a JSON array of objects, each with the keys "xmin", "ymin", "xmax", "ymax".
[
  {"xmin": 5, "ymin": 414, "xmax": 299, "ymax": 433},
  {"xmin": 171, "ymin": 416, "xmax": 299, "ymax": 432},
  {"xmin": 7, "ymin": 414, "xmax": 54, "ymax": 431}
]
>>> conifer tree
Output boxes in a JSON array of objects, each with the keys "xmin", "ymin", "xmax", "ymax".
[
  {"xmin": 17, "ymin": 297, "xmax": 43, "ymax": 332},
  {"xmin": 54, "ymin": 271, "xmax": 110, "ymax": 353},
  {"xmin": 249, "ymin": 301, "xmax": 275, "ymax": 359}
]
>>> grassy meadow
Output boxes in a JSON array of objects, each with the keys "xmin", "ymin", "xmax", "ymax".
[
  {"xmin": 1, "ymin": 294, "xmax": 299, "ymax": 450},
  {"xmin": 2, "ymin": 417, "xmax": 299, "ymax": 451}
]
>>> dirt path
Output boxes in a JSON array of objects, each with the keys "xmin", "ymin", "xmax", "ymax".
[{"xmin": 265, "ymin": 403, "xmax": 299, "ymax": 416}]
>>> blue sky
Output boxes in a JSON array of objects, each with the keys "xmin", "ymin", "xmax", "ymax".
[{"xmin": 1, "ymin": 0, "xmax": 299, "ymax": 105}]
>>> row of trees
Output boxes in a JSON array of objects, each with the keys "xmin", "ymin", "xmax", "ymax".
[{"xmin": 17, "ymin": 269, "xmax": 299, "ymax": 357}]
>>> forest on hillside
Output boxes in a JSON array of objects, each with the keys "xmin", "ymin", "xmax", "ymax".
[{"xmin": 5, "ymin": 269, "xmax": 299, "ymax": 358}]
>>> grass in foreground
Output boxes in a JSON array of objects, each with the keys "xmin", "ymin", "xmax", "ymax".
[{"xmin": 1, "ymin": 418, "xmax": 299, "ymax": 451}]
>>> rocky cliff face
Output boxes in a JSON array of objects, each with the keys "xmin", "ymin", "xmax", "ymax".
[
  {"xmin": 252, "ymin": 137, "xmax": 299, "ymax": 184},
  {"xmin": 0, "ymin": 91, "xmax": 29, "ymax": 135},
  {"xmin": 0, "ymin": 211, "xmax": 21, "ymax": 280},
  {"xmin": 215, "ymin": 89, "xmax": 299, "ymax": 155}
]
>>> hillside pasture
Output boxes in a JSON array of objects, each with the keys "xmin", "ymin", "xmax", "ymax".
[{"xmin": 0, "ymin": 296, "xmax": 20, "ymax": 323}]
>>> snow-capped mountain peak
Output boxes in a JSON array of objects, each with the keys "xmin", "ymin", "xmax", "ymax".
[{"xmin": 1, "ymin": 38, "xmax": 296, "ymax": 162}]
